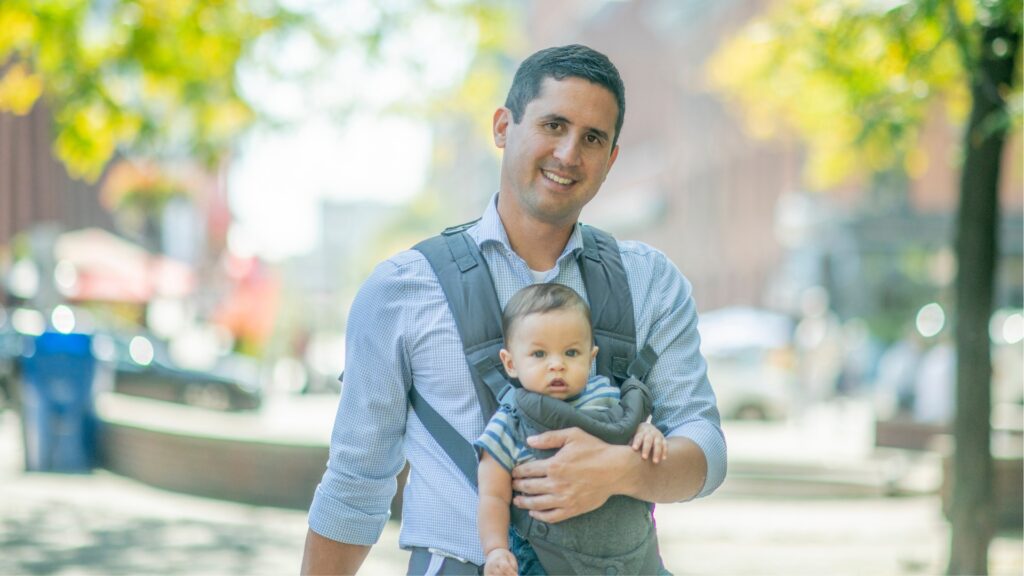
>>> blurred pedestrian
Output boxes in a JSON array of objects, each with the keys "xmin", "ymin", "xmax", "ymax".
[
  {"xmin": 301, "ymin": 44, "xmax": 725, "ymax": 575},
  {"xmin": 873, "ymin": 328, "xmax": 924, "ymax": 420}
]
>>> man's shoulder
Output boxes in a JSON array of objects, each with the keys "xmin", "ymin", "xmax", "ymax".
[
  {"xmin": 354, "ymin": 249, "xmax": 437, "ymax": 300},
  {"xmin": 383, "ymin": 247, "xmax": 430, "ymax": 268},
  {"xmin": 607, "ymin": 237, "xmax": 693, "ymax": 302},
  {"xmin": 611, "ymin": 238, "xmax": 674, "ymax": 277},
  {"xmin": 614, "ymin": 238, "xmax": 662, "ymax": 259}
]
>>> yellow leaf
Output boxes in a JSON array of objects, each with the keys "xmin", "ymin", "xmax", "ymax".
[
  {"xmin": 0, "ymin": 63, "xmax": 43, "ymax": 115},
  {"xmin": 0, "ymin": 8, "xmax": 37, "ymax": 55}
]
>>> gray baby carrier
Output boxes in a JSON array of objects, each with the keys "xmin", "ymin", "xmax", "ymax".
[{"xmin": 411, "ymin": 221, "xmax": 665, "ymax": 575}]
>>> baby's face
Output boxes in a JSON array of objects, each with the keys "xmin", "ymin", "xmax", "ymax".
[{"xmin": 499, "ymin": 308, "xmax": 597, "ymax": 400}]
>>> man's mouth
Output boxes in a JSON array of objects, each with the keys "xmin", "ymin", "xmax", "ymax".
[{"xmin": 542, "ymin": 170, "xmax": 576, "ymax": 186}]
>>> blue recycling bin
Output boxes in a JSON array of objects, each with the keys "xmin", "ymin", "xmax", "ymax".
[{"xmin": 19, "ymin": 331, "xmax": 98, "ymax": 472}]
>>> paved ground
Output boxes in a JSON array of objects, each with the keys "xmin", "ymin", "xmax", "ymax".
[{"xmin": 1, "ymin": 401, "xmax": 1021, "ymax": 575}]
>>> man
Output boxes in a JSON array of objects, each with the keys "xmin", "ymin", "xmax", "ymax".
[{"xmin": 302, "ymin": 44, "xmax": 726, "ymax": 575}]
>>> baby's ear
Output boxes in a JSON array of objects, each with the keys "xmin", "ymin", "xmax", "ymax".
[
  {"xmin": 499, "ymin": 348, "xmax": 517, "ymax": 377},
  {"xmin": 590, "ymin": 345, "xmax": 599, "ymax": 362}
]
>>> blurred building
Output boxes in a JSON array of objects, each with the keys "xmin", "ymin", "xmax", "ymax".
[
  {"xmin": 288, "ymin": 200, "xmax": 403, "ymax": 331},
  {"xmin": 1, "ymin": 100, "xmax": 239, "ymax": 349},
  {"xmin": 523, "ymin": 0, "xmax": 799, "ymax": 312},
  {"xmin": 520, "ymin": 0, "xmax": 1023, "ymax": 326},
  {"xmin": 0, "ymin": 103, "xmax": 114, "ymax": 249}
]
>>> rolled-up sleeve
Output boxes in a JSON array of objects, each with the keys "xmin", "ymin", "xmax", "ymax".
[
  {"xmin": 307, "ymin": 260, "xmax": 412, "ymax": 544},
  {"xmin": 628, "ymin": 246, "xmax": 727, "ymax": 499}
]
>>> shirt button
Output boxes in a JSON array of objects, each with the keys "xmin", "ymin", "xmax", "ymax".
[{"xmin": 535, "ymin": 522, "xmax": 548, "ymax": 536}]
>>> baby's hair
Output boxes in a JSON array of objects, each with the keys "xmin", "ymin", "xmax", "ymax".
[{"xmin": 502, "ymin": 283, "xmax": 592, "ymax": 343}]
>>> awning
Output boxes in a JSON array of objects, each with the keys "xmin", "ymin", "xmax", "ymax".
[{"xmin": 54, "ymin": 228, "xmax": 195, "ymax": 303}]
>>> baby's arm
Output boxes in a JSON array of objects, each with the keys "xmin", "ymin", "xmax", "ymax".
[
  {"xmin": 478, "ymin": 452, "xmax": 518, "ymax": 576},
  {"xmin": 631, "ymin": 421, "xmax": 668, "ymax": 464}
]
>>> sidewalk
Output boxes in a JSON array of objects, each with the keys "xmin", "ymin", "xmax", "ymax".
[{"xmin": 1, "ymin": 402, "xmax": 1020, "ymax": 575}]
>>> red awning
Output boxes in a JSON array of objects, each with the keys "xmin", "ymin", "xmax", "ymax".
[{"xmin": 54, "ymin": 228, "xmax": 195, "ymax": 303}]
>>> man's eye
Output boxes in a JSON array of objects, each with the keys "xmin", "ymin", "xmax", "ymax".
[
  {"xmin": 585, "ymin": 134, "xmax": 600, "ymax": 144},
  {"xmin": 544, "ymin": 122, "xmax": 561, "ymax": 131}
]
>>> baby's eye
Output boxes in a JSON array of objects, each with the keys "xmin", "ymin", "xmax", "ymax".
[
  {"xmin": 565, "ymin": 349, "xmax": 579, "ymax": 357},
  {"xmin": 530, "ymin": 350, "xmax": 546, "ymax": 358}
]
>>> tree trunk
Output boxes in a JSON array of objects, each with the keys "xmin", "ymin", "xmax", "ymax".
[{"xmin": 947, "ymin": 21, "xmax": 1020, "ymax": 576}]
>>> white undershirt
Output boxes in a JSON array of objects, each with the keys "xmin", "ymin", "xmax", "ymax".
[{"xmin": 530, "ymin": 268, "xmax": 552, "ymax": 282}]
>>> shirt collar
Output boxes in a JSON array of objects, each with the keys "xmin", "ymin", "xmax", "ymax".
[{"xmin": 472, "ymin": 193, "xmax": 586, "ymax": 263}]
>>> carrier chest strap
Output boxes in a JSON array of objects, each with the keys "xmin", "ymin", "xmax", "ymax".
[{"xmin": 409, "ymin": 222, "xmax": 658, "ymax": 489}]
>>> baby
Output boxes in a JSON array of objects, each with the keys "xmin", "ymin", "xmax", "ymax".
[{"xmin": 475, "ymin": 283, "xmax": 666, "ymax": 576}]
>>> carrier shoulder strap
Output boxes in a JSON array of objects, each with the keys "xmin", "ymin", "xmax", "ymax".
[
  {"xmin": 578, "ymin": 224, "xmax": 657, "ymax": 383},
  {"xmin": 410, "ymin": 222, "xmax": 657, "ymax": 488},
  {"xmin": 413, "ymin": 220, "xmax": 513, "ymax": 417}
]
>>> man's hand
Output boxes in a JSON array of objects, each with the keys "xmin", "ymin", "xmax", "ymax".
[
  {"xmin": 483, "ymin": 549, "xmax": 518, "ymax": 576},
  {"xmin": 510, "ymin": 427, "xmax": 631, "ymax": 523}
]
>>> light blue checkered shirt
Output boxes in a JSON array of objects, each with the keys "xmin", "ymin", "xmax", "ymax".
[{"xmin": 308, "ymin": 194, "xmax": 727, "ymax": 565}]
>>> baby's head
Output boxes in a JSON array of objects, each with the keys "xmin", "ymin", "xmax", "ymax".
[{"xmin": 499, "ymin": 283, "xmax": 597, "ymax": 400}]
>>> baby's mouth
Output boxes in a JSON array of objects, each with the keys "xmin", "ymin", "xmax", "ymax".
[{"xmin": 548, "ymin": 378, "xmax": 567, "ymax": 389}]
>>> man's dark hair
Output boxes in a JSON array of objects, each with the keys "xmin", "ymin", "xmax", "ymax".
[
  {"xmin": 504, "ymin": 44, "xmax": 626, "ymax": 148},
  {"xmin": 502, "ymin": 283, "xmax": 592, "ymax": 344}
]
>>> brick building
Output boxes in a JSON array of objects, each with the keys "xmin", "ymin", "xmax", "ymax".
[{"xmin": 0, "ymin": 103, "xmax": 113, "ymax": 250}]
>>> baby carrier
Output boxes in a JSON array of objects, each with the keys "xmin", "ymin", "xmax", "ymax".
[{"xmin": 411, "ymin": 221, "xmax": 665, "ymax": 575}]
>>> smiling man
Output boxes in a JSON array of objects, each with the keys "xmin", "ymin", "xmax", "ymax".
[{"xmin": 301, "ymin": 44, "xmax": 726, "ymax": 575}]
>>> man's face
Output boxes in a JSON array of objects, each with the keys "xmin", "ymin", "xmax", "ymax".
[
  {"xmin": 494, "ymin": 76, "xmax": 620, "ymax": 227},
  {"xmin": 499, "ymin": 308, "xmax": 597, "ymax": 401}
]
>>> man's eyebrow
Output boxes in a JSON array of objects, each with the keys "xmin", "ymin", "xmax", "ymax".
[{"xmin": 539, "ymin": 114, "xmax": 611, "ymax": 142}]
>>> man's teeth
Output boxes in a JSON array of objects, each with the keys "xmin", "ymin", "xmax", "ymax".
[{"xmin": 543, "ymin": 171, "xmax": 573, "ymax": 185}]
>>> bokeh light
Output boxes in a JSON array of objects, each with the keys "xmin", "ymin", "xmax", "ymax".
[
  {"xmin": 129, "ymin": 335, "xmax": 155, "ymax": 366},
  {"xmin": 915, "ymin": 303, "xmax": 945, "ymax": 338},
  {"xmin": 51, "ymin": 305, "xmax": 76, "ymax": 334}
]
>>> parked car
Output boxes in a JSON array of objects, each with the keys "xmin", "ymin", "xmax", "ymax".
[
  {"xmin": 699, "ymin": 307, "xmax": 796, "ymax": 421},
  {"xmin": 93, "ymin": 332, "xmax": 262, "ymax": 412}
]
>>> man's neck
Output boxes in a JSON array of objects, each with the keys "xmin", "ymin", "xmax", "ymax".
[{"xmin": 497, "ymin": 203, "xmax": 576, "ymax": 272}]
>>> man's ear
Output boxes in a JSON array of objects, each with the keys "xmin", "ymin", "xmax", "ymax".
[
  {"xmin": 493, "ymin": 107, "xmax": 511, "ymax": 148},
  {"xmin": 499, "ymin": 348, "xmax": 517, "ymax": 377}
]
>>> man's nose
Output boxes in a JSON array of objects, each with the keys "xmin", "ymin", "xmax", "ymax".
[{"xmin": 553, "ymin": 136, "xmax": 581, "ymax": 167}]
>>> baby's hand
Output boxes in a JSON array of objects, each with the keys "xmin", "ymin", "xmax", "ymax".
[
  {"xmin": 484, "ymin": 548, "xmax": 517, "ymax": 576},
  {"xmin": 631, "ymin": 421, "xmax": 668, "ymax": 464}
]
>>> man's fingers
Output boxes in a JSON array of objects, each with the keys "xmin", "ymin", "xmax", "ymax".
[
  {"xmin": 510, "ymin": 476, "xmax": 545, "ymax": 494},
  {"xmin": 512, "ymin": 492, "xmax": 560, "ymax": 511},
  {"xmin": 511, "ymin": 458, "xmax": 548, "ymax": 479},
  {"xmin": 529, "ymin": 507, "xmax": 569, "ymax": 524},
  {"xmin": 525, "ymin": 427, "xmax": 576, "ymax": 450}
]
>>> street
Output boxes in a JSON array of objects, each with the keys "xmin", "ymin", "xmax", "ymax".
[{"xmin": 1, "ymin": 403, "xmax": 1020, "ymax": 575}]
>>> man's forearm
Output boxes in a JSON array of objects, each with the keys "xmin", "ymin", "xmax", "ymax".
[
  {"xmin": 301, "ymin": 528, "xmax": 371, "ymax": 575},
  {"xmin": 617, "ymin": 436, "xmax": 707, "ymax": 502}
]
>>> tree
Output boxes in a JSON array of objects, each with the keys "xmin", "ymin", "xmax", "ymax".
[
  {"xmin": 0, "ymin": 0, "xmax": 508, "ymax": 183},
  {"xmin": 708, "ymin": 1, "xmax": 1021, "ymax": 574},
  {"xmin": 0, "ymin": 0, "xmax": 309, "ymax": 181}
]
